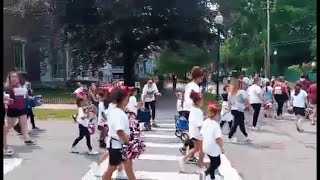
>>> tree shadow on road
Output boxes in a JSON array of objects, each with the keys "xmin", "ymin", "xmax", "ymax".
[
  {"xmin": 257, "ymin": 128, "xmax": 292, "ymax": 138},
  {"xmin": 4, "ymin": 144, "xmax": 42, "ymax": 159}
]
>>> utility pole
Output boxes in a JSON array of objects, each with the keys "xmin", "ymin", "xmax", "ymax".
[{"xmin": 266, "ymin": 0, "xmax": 271, "ymax": 78}]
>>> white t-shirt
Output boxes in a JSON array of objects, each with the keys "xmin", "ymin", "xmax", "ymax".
[
  {"xmin": 97, "ymin": 101, "xmax": 106, "ymax": 125},
  {"xmin": 177, "ymin": 99, "xmax": 183, "ymax": 112},
  {"xmin": 200, "ymin": 118, "xmax": 222, "ymax": 157},
  {"xmin": 291, "ymin": 90, "xmax": 308, "ymax": 108},
  {"xmin": 142, "ymin": 84, "xmax": 159, "ymax": 102},
  {"xmin": 107, "ymin": 107, "xmax": 130, "ymax": 149},
  {"xmin": 183, "ymin": 81, "xmax": 200, "ymax": 111},
  {"xmin": 248, "ymin": 84, "xmax": 262, "ymax": 104},
  {"xmin": 76, "ymin": 107, "xmax": 92, "ymax": 127},
  {"xmin": 188, "ymin": 106, "xmax": 203, "ymax": 140},
  {"xmin": 127, "ymin": 96, "xmax": 138, "ymax": 114}
]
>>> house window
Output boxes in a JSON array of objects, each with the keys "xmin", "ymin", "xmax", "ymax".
[
  {"xmin": 13, "ymin": 41, "xmax": 25, "ymax": 71},
  {"xmin": 52, "ymin": 49, "xmax": 66, "ymax": 78}
]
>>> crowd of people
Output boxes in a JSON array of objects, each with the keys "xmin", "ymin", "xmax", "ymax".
[
  {"xmin": 174, "ymin": 66, "xmax": 317, "ymax": 180},
  {"xmin": 3, "ymin": 67, "xmax": 316, "ymax": 180}
]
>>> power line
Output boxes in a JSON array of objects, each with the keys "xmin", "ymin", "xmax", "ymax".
[{"xmin": 272, "ymin": 39, "xmax": 313, "ymax": 46}]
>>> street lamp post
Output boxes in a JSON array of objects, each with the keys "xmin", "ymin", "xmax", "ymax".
[{"xmin": 214, "ymin": 12, "xmax": 223, "ymax": 97}]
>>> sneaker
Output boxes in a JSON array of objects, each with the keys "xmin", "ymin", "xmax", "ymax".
[
  {"xmin": 24, "ymin": 140, "xmax": 36, "ymax": 145},
  {"xmin": 115, "ymin": 170, "xmax": 127, "ymax": 179},
  {"xmin": 179, "ymin": 147, "xmax": 186, "ymax": 155},
  {"xmin": 70, "ymin": 147, "xmax": 79, "ymax": 153},
  {"xmin": 152, "ymin": 121, "xmax": 160, "ymax": 128},
  {"xmin": 244, "ymin": 136, "xmax": 252, "ymax": 142},
  {"xmin": 227, "ymin": 137, "xmax": 237, "ymax": 143},
  {"xmin": 88, "ymin": 150, "xmax": 99, "ymax": 155},
  {"xmin": 178, "ymin": 157, "xmax": 186, "ymax": 172},
  {"xmin": 186, "ymin": 157, "xmax": 198, "ymax": 164},
  {"xmin": 3, "ymin": 148, "xmax": 14, "ymax": 156},
  {"xmin": 251, "ymin": 126, "xmax": 259, "ymax": 131},
  {"xmin": 91, "ymin": 162, "xmax": 102, "ymax": 177}
]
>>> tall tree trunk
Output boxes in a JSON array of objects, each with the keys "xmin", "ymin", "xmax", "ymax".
[{"xmin": 123, "ymin": 52, "xmax": 135, "ymax": 86}]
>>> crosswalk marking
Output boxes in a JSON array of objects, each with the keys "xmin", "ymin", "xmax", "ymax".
[
  {"xmin": 4, "ymin": 158, "xmax": 23, "ymax": 175},
  {"xmin": 137, "ymin": 154, "xmax": 210, "ymax": 163},
  {"xmin": 82, "ymin": 118, "xmax": 243, "ymax": 180},
  {"xmin": 151, "ymin": 127, "xmax": 176, "ymax": 131},
  {"xmin": 143, "ymin": 142, "xmax": 181, "ymax": 148},
  {"xmin": 142, "ymin": 134, "xmax": 176, "ymax": 139}
]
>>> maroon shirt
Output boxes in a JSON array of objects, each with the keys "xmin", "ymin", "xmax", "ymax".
[
  {"xmin": 308, "ymin": 83, "xmax": 317, "ymax": 104},
  {"xmin": 7, "ymin": 85, "xmax": 28, "ymax": 110}
]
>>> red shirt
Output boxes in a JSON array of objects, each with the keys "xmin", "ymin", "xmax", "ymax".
[
  {"xmin": 308, "ymin": 83, "xmax": 317, "ymax": 104},
  {"xmin": 7, "ymin": 85, "xmax": 28, "ymax": 110}
]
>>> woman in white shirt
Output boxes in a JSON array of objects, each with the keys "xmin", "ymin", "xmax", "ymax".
[
  {"xmin": 248, "ymin": 77, "xmax": 263, "ymax": 131},
  {"xmin": 179, "ymin": 91, "xmax": 205, "ymax": 172},
  {"xmin": 183, "ymin": 66, "xmax": 204, "ymax": 119},
  {"xmin": 141, "ymin": 78, "xmax": 161, "ymax": 127},
  {"xmin": 291, "ymin": 83, "xmax": 308, "ymax": 132},
  {"xmin": 200, "ymin": 102, "xmax": 224, "ymax": 180},
  {"xmin": 103, "ymin": 87, "xmax": 136, "ymax": 180}
]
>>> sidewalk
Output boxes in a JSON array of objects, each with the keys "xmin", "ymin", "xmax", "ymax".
[{"xmin": 36, "ymin": 104, "xmax": 76, "ymax": 109}]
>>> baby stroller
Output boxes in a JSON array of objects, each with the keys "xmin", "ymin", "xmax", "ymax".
[
  {"xmin": 174, "ymin": 115, "xmax": 189, "ymax": 141},
  {"xmin": 137, "ymin": 108, "xmax": 152, "ymax": 131}
]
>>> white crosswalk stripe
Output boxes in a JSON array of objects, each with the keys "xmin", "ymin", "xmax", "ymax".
[
  {"xmin": 3, "ymin": 158, "xmax": 23, "ymax": 175},
  {"xmin": 82, "ymin": 120, "xmax": 242, "ymax": 180}
]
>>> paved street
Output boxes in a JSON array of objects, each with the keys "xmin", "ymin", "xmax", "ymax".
[{"xmin": 4, "ymin": 84, "xmax": 317, "ymax": 180}]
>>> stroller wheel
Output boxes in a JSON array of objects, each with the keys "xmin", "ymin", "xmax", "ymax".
[
  {"xmin": 175, "ymin": 130, "xmax": 182, "ymax": 138},
  {"xmin": 144, "ymin": 122, "xmax": 152, "ymax": 131},
  {"xmin": 181, "ymin": 133, "xmax": 189, "ymax": 141}
]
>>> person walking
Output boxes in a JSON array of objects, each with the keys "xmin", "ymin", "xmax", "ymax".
[
  {"xmin": 172, "ymin": 73, "xmax": 177, "ymax": 92},
  {"xmin": 291, "ymin": 82, "xmax": 308, "ymax": 132},
  {"xmin": 179, "ymin": 91, "xmax": 205, "ymax": 172},
  {"xmin": 227, "ymin": 79, "xmax": 250, "ymax": 143},
  {"xmin": 273, "ymin": 77, "xmax": 289, "ymax": 120},
  {"xmin": 141, "ymin": 77, "xmax": 162, "ymax": 127},
  {"xmin": 308, "ymin": 83, "xmax": 317, "ymax": 125},
  {"xmin": 13, "ymin": 72, "xmax": 40, "ymax": 134},
  {"xmin": 262, "ymin": 81, "xmax": 273, "ymax": 118},
  {"xmin": 4, "ymin": 71, "xmax": 36, "ymax": 151},
  {"xmin": 183, "ymin": 66, "xmax": 204, "ymax": 119},
  {"xmin": 200, "ymin": 102, "xmax": 224, "ymax": 180},
  {"xmin": 248, "ymin": 77, "xmax": 263, "ymax": 130}
]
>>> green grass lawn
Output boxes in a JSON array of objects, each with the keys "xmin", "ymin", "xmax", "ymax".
[{"xmin": 34, "ymin": 109, "xmax": 76, "ymax": 120}]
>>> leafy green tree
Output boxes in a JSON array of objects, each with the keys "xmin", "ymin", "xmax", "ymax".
[
  {"xmin": 62, "ymin": 0, "xmax": 220, "ymax": 85},
  {"xmin": 220, "ymin": 0, "xmax": 316, "ymax": 74},
  {"xmin": 157, "ymin": 43, "xmax": 212, "ymax": 77}
]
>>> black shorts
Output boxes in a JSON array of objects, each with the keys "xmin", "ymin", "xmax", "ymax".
[
  {"xmin": 293, "ymin": 107, "xmax": 305, "ymax": 116},
  {"xmin": 6, "ymin": 108, "xmax": 27, "ymax": 118},
  {"xmin": 108, "ymin": 148, "xmax": 124, "ymax": 166}
]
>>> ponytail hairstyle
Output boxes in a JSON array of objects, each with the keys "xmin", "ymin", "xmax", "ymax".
[
  {"xmin": 189, "ymin": 90, "xmax": 203, "ymax": 104},
  {"xmin": 294, "ymin": 82, "xmax": 302, "ymax": 96},
  {"xmin": 265, "ymin": 81, "xmax": 270, "ymax": 92}
]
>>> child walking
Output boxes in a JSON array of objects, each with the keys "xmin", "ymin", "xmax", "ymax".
[
  {"xmin": 71, "ymin": 97, "xmax": 99, "ymax": 155},
  {"xmin": 200, "ymin": 102, "xmax": 224, "ymax": 180},
  {"xmin": 179, "ymin": 90, "xmax": 205, "ymax": 172},
  {"xmin": 219, "ymin": 85, "xmax": 232, "ymax": 131}
]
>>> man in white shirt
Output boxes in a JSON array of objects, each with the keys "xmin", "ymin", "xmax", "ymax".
[{"xmin": 248, "ymin": 77, "xmax": 263, "ymax": 130}]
